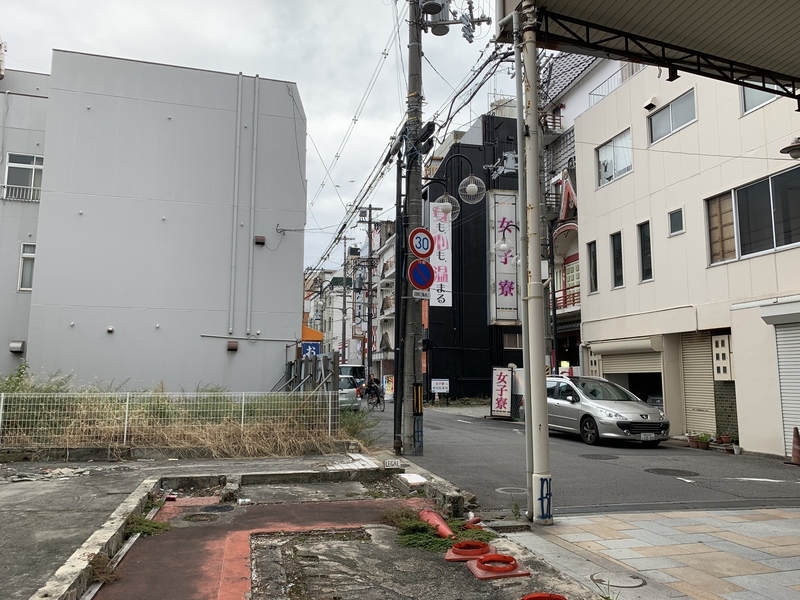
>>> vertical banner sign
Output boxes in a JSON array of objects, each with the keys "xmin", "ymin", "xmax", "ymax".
[
  {"xmin": 429, "ymin": 203, "xmax": 452, "ymax": 307},
  {"xmin": 491, "ymin": 367, "xmax": 512, "ymax": 417},
  {"xmin": 488, "ymin": 191, "xmax": 520, "ymax": 325}
]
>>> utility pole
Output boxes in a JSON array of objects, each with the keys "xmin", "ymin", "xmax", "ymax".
[
  {"xmin": 341, "ymin": 237, "xmax": 353, "ymax": 362},
  {"xmin": 520, "ymin": 0, "xmax": 553, "ymax": 524},
  {"xmin": 358, "ymin": 205, "xmax": 383, "ymax": 376}
]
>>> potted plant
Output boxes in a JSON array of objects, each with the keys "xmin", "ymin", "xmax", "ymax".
[
  {"xmin": 686, "ymin": 432, "xmax": 699, "ymax": 448},
  {"xmin": 696, "ymin": 432, "xmax": 713, "ymax": 450},
  {"xmin": 719, "ymin": 433, "xmax": 733, "ymax": 444}
]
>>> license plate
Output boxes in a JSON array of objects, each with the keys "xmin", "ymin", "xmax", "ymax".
[{"xmin": 640, "ymin": 433, "xmax": 655, "ymax": 441}]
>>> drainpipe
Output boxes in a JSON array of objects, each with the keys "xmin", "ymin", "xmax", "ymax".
[
  {"xmin": 246, "ymin": 75, "xmax": 259, "ymax": 335},
  {"xmin": 228, "ymin": 73, "xmax": 243, "ymax": 334}
]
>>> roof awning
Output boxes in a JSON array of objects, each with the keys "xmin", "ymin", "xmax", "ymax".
[
  {"xmin": 498, "ymin": 1, "xmax": 800, "ymax": 105},
  {"xmin": 302, "ymin": 325, "xmax": 324, "ymax": 342}
]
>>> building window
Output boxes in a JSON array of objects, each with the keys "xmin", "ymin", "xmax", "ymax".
[
  {"xmin": 668, "ymin": 208, "xmax": 684, "ymax": 235},
  {"xmin": 597, "ymin": 129, "xmax": 632, "ymax": 186},
  {"xmin": 19, "ymin": 243, "xmax": 35, "ymax": 291},
  {"xmin": 638, "ymin": 221, "xmax": 653, "ymax": 281},
  {"xmin": 4, "ymin": 153, "xmax": 44, "ymax": 201},
  {"xmin": 503, "ymin": 333, "xmax": 523, "ymax": 349},
  {"xmin": 707, "ymin": 192, "xmax": 736, "ymax": 264},
  {"xmin": 737, "ymin": 166, "xmax": 800, "ymax": 256},
  {"xmin": 587, "ymin": 241, "xmax": 598, "ymax": 293},
  {"xmin": 742, "ymin": 85, "xmax": 778, "ymax": 114},
  {"xmin": 610, "ymin": 232, "xmax": 623, "ymax": 288},
  {"xmin": 648, "ymin": 90, "xmax": 696, "ymax": 143}
]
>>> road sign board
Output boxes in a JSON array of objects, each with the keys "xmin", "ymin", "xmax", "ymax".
[
  {"xmin": 301, "ymin": 342, "xmax": 320, "ymax": 357},
  {"xmin": 412, "ymin": 289, "xmax": 430, "ymax": 299},
  {"xmin": 408, "ymin": 259, "xmax": 435, "ymax": 291},
  {"xmin": 408, "ymin": 227, "xmax": 434, "ymax": 259}
]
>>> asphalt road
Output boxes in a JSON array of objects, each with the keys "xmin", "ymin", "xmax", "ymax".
[{"xmin": 373, "ymin": 402, "xmax": 800, "ymax": 515}]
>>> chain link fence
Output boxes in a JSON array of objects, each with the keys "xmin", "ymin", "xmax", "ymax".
[{"xmin": 0, "ymin": 391, "xmax": 340, "ymax": 455}]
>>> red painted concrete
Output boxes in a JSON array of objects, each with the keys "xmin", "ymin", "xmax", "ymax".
[{"xmin": 94, "ymin": 498, "xmax": 432, "ymax": 600}]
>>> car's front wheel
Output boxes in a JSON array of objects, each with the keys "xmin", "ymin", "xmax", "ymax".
[{"xmin": 580, "ymin": 417, "xmax": 600, "ymax": 445}]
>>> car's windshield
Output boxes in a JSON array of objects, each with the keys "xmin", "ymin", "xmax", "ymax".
[
  {"xmin": 340, "ymin": 365, "xmax": 365, "ymax": 380},
  {"xmin": 571, "ymin": 378, "xmax": 639, "ymax": 401},
  {"xmin": 339, "ymin": 377, "xmax": 356, "ymax": 390}
]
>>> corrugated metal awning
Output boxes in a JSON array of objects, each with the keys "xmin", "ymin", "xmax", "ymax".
[{"xmin": 498, "ymin": 1, "xmax": 800, "ymax": 104}]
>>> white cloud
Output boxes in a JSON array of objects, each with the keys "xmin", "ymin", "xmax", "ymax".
[{"xmin": 2, "ymin": 0, "xmax": 507, "ymax": 268}]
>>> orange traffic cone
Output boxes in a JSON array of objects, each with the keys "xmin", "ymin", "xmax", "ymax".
[
  {"xmin": 788, "ymin": 427, "xmax": 800, "ymax": 466},
  {"xmin": 419, "ymin": 509, "xmax": 456, "ymax": 539}
]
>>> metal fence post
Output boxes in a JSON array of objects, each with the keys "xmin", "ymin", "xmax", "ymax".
[
  {"xmin": 0, "ymin": 393, "xmax": 5, "ymax": 446},
  {"xmin": 123, "ymin": 393, "xmax": 130, "ymax": 446},
  {"xmin": 328, "ymin": 391, "xmax": 332, "ymax": 436},
  {"xmin": 241, "ymin": 392, "xmax": 246, "ymax": 428}
]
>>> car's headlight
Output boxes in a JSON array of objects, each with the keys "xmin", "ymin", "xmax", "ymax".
[
  {"xmin": 597, "ymin": 408, "xmax": 625, "ymax": 420},
  {"xmin": 658, "ymin": 410, "xmax": 667, "ymax": 421}
]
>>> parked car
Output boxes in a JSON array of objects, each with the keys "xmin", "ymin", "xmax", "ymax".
[
  {"xmin": 338, "ymin": 375, "xmax": 362, "ymax": 411},
  {"xmin": 339, "ymin": 364, "xmax": 366, "ymax": 389},
  {"xmin": 545, "ymin": 375, "xmax": 669, "ymax": 447}
]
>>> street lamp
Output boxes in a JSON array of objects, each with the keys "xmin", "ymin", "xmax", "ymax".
[{"xmin": 780, "ymin": 137, "xmax": 800, "ymax": 159}]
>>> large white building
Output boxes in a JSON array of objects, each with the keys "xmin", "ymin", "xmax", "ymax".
[
  {"xmin": 575, "ymin": 66, "xmax": 800, "ymax": 457},
  {"xmin": 1, "ymin": 51, "xmax": 307, "ymax": 391}
]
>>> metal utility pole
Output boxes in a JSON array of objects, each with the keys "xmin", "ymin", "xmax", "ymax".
[
  {"xmin": 402, "ymin": 0, "xmax": 425, "ymax": 454},
  {"xmin": 341, "ymin": 237, "xmax": 352, "ymax": 361},
  {"xmin": 520, "ymin": 0, "xmax": 553, "ymax": 525},
  {"xmin": 549, "ymin": 220, "xmax": 559, "ymax": 373}
]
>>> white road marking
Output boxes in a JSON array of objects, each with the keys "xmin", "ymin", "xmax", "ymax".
[
  {"xmin": 676, "ymin": 477, "xmax": 695, "ymax": 483},
  {"xmin": 734, "ymin": 478, "xmax": 786, "ymax": 483},
  {"xmin": 456, "ymin": 419, "xmax": 473, "ymax": 425}
]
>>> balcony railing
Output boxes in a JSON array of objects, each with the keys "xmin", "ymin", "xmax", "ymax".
[
  {"xmin": 588, "ymin": 63, "xmax": 645, "ymax": 107},
  {"xmin": 2, "ymin": 185, "xmax": 41, "ymax": 202},
  {"xmin": 539, "ymin": 112, "xmax": 563, "ymax": 132},
  {"xmin": 555, "ymin": 283, "xmax": 580, "ymax": 310},
  {"xmin": 381, "ymin": 295, "xmax": 395, "ymax": 313}
]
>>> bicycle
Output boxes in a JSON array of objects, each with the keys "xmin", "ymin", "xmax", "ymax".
[{"xmin": 364, "ymin": 387, "xmax": 385, "ymax": 412}]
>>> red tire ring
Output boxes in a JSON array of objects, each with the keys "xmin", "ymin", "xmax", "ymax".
[
  {"xmin": 476, "ymin": 553, "xmax": 518, "ymax": 573},
  {"xmin": 451, "ymin": 541, "xmax": 491, "ymax": 556},
  {"xmin": 521, "ymin": 594, "xmax": 568, "ymax": 600}
]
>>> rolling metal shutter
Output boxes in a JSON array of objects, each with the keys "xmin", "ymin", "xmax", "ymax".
[
  {"xmin": 682, "ymin": 332, "xmax": 716, "ymax": 434},
  {"xmin": 776, "ymin": 324, "xmax": 800, "ymax": 457},
  {"xmin": 601, "ymin": 352, "xmax": 661, "ymax": 373}
]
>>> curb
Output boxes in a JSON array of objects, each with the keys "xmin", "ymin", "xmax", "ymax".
[{"xmin": 29, "ymin": 477, "xmax": 159, "ymax": 600}]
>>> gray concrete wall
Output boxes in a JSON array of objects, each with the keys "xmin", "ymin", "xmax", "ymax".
[
  {"xmin": 0, "ymin": 70, "xmax": 49, "ymax": 377},
  {"xmin": 26, "ymin": 51, "xmax": 306, "ymax": 391}
]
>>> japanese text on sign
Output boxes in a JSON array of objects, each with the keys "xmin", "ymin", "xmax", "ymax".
[{"xmin": 429, "ymin": 202, "xmax": 453, "ymax": 307}]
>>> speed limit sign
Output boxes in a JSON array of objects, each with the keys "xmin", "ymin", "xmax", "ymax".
[{"xmin": 408, "ymin": 227, "xmax": 434, "ymax": 259}]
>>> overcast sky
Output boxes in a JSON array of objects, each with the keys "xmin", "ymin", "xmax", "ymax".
[{"xmin": 2, "ymin": 0, "xmax": 512, "ymax": 269}]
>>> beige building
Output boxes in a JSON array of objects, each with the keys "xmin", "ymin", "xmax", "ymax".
[{"xmin": 575, "ymin": 67, "xmax": 800, "ymax": 458}]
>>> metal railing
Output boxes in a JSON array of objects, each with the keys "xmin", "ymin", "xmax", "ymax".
[
  {"xmin": 0, "ymin": 391, "xmax": 340, "ymax": 450},
  {"xmin": 589, "ymin": 63, "xmax": 646, "ymax": 107},
  {"xmin": 555, "ymin": 283, "xmax": 581, "ymax": 310},
  {"xmin": 1, "ymin": 185, "xmax": 41, "ymax": 202},
  {"xmin": 539, "ymin": 112, "xmax": 563, "ymax": 132}
]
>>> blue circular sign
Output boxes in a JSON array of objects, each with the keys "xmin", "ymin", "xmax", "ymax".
[{"xmin": 408, "ymin": 259, "xmax": 435, "ymax": 291}]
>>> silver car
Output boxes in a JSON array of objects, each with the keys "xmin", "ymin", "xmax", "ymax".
[
  {"xmin": 338, "ymin": 375, "xmax": 362, "ymax": 411},
  {"xmin": 546, "ymin": 376, "xmax": 669, "ymax": 447}
]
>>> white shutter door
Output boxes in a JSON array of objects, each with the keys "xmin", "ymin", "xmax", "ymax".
[
  {"xmin": 601, "ymin": 352, "xmax": 661, "ymax": 374},
  {"xmin": 776, "ymin": 324, "xmax": 800, "ymax": 457},
  {"xmin": 682, "ymin": 332, "xmax": 716, "ymax": 433}
]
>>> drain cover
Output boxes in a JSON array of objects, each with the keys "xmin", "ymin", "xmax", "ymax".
[
  {"xmin": 645, "ymin": 468, "xmax": 699, "ymax": 477},
  {"xmin": 200, "ymin": 504, "xmax": 235, "ymax": 513},
  {"xmin": 184, "ymin": 513, "xmax": 218, "ymax": 522},
  {"xmin": 580, "ymin": 454, "xmax": 619, "ymax": 460},
  {"xmin": 591, "ymin": 571, "xmax": 646, "ymax": 589}
]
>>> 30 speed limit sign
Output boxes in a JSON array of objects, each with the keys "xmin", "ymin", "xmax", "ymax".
[{"xmin": 408, "ymin": 227, "xmax": 434, "ymax": 259}]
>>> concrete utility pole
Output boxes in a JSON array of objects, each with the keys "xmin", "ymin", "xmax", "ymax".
[
  {"xmin": 341, "ymin": 237, "xmax": 353, "ymax": 361},
  {"xmin": 402, "ymin": 0, "xmax": 425, "ymax": 453},
  {"xmin": 520, "ymin": 0, "xmax": 553, "ymax": 525},
  {"xmin": 358, "ymin": 205, "xmax": 383, "ymax": 376}
]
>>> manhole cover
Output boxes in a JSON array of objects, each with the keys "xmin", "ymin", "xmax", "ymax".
[
  {"xmin": 645, "ymin": 468, "xmax": 699, "ymax": 477},
  {"xmin": 580, "ymin": 454, "xmax": 619, "ymax": 460},
  {"xmin": 184, "ymin": 513, "xmax": 218, "ymax": 522},
  {"xmin": 200, "ymin": 504, "xmax": 235, "ymax": 513},
  {"xmin": 591, "ymin": 571, "xmax": 646, "ymax": 589},
  {"xmin": 495, "ymin": 487, "xmax": 528, "ymax": 495}
]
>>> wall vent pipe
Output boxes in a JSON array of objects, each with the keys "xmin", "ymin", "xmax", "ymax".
[{"xmin": 228, "ymin": 72, "xmax": 244, "ymax": 334}]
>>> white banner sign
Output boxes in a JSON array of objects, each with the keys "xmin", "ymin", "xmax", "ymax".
[
  {"xmin": 491, "ymin": 367, "xmax": 512, "ymax": 417},
  {"xmin": 429, "ymin": 202, "xmax": 453, "ymax": 307},
  {"xmin": 488, "ymin": 190, "xmax": 520, "ymax": 325},
  {"xmin": 430, "ymin": 379, "xmax": 449, "ymax": 393}
]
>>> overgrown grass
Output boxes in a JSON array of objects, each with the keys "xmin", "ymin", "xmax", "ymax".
[
  {"xmin": 124, "ymin": 515, "xmax": 171, "ymax": 537},
  {"xmin": 380, "ymin": 507, "xmax": 497, "ymax": 552},
  {"xmin": 87, "ymin": 553, "xmax": 119, "ymax": 584},
  {"xmin": 339, "ymin": 408, "xmax": 383, "ymax": 448}
]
